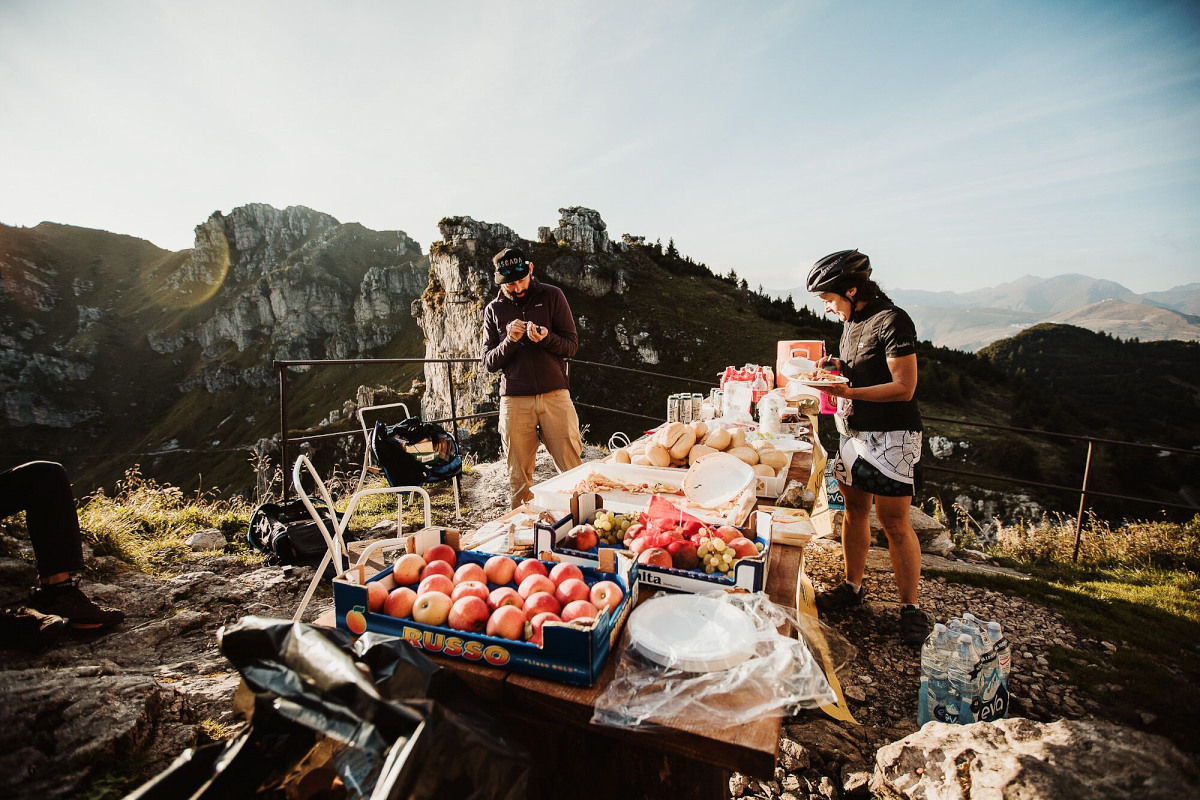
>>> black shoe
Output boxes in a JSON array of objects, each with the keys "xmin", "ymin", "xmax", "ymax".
[
  {"xmin": 29, "ymin": 578, "xmax": 125, "ymax": 630},
  {"xmin": 900, "ymin": 605, "xmax": 932, "ymax": 647},
  {"xmin": 816, "ymin": 581, "xmax": 865, "ymax": 613},
  {"xmin": 0, "ymin": 605, "xmax": 69, "ymax": 651}
]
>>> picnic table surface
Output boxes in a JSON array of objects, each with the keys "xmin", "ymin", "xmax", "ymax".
[{"xmin": 318, "ymin": 424, "xmax": 818, "ymax": 799}]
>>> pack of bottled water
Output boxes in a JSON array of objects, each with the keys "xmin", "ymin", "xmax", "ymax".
[{"xmin": 917, "ymin": 612, "xmax": 1011, "ymax": 726}]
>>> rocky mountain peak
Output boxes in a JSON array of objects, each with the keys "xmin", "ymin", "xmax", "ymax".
[{"xmin": 538, "ymin": 206, "xmax": 613, "ymax": 254}]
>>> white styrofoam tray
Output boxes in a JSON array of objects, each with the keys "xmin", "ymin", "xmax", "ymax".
[{"xmin": 530, "ymin": 460, "xmax": 756, "ymax": 527}]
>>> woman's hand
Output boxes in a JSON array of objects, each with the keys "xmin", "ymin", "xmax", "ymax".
[{"xmin": 818, "ymin": 356, "xmax": 843, "ymax": 373}]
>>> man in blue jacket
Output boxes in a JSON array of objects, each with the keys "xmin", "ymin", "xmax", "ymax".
[{"xmin": 483, "ymin": 247, "xmax": 583, "ymax": 508}]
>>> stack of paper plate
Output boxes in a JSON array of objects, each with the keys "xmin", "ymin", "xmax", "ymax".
[
  {"xmin": 627, "ymin": 594, "xmax": 757, "ymax": 672},
  {"xmin": 683, "ymin": 452, "xmax": 754, "ymax": 509}
]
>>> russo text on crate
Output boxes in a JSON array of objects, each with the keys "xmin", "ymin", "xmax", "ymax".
[
  {"xmin": 332, "ymin": 528, "xmax": 638, "ymax": 686},
  {"xmin": 534, "ymin": 493, "xmax": 773, "ymax": 594}
]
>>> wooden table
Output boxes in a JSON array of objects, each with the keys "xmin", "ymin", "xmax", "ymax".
[{"xmin": 319, "ymin": 434, "xmax": 817, "ymax": 799}]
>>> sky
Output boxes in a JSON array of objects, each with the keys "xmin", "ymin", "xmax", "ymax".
[{"xmin": 1, "ymin": 0, "xmax": 1198, "ymax": 295}]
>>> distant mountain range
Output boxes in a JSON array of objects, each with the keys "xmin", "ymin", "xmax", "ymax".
[{"xmin": 772, "ymin": 274, "xmax": 1200, "ymax": 352}]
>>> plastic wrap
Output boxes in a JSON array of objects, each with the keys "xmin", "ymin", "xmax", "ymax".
[{"xmin": 591, "ymin": 591, "xmax": 845, "ymax": 730}]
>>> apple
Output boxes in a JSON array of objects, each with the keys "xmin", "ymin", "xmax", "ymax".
[
  {"xmin": 448, "ymin": 595, "xmax": 489, "ymax": 632},
  {"xmin": 420, "ymin": 560, "xmax": 455, "ymax": 581},
  {"xmin": 513, "ymin": 559, "xmax": 549, "ymax": 584},
  {"xmin": 623, "ymin": 523, "xmax": 644, "ymax": 545},
  {"xmin": 424, "ymin": 543, "xmax": 457, "ymax": 568},
  {"xmin": 411, "ymin": 591, "xmax": 452, "ymax": 626},
  {"xmin": 417, "ymin": 574, "xmax": 455, "ymax": 597},
  {"xmin": 628, "ymin": 536, "xmax": 652, "ymax": 556},
  {"xmin": 714, "ymin": 526, "xmax": 741, "ymax": 544},
  {"xmin": 667, "ymin": 540, "xmax": 699, "ymax": 570},
  {"xmin": 524, "ymin": 611, "xmax": 561, "ymax": 646},
  {"xmin": 523, "ymin": 591, "xmax": 562, "ymax": 620},
  {"xmin": 554, "ymin": 577, "xmax": 590, "ymax": 607},
  {"xmin": 383, "ymin": 587, "xmax": 417, "ymax": 618},
  {"xmin": 637, "ymin": 547, "xmax": 673, "ymax": 568},
  {"xmin": 453, "ymin": 562, "xmax": 487, "ymax": 585},
  {"xmin": 518, "ymin": 574, "xmax": 556, "ymax": 599},
  {"xmin": 727, "ymin": 537, "xmax": 759, "ymax": 558},
  {"xmin": 589, "ymin": 580, "xmax": 624, "ymax": 614},
  {"xmin": 486, "ymin": 604, "xmax": 525, "ymax": 640},
  {"xmin": 561, "ymin": 599, "xmax": 600, "ymax": 623},
  {"xmin": 366, "ymin": 581, "xmax": 388, "ymax": 613},
  {"xmin": 392, "ymin": 553, "xmax": 426, "ymax": 586},
  {"xmin": 488, "ymin": 586, "xmax": 524, "ymax": 613},
  {"xmin": 451, "ymin": 580, "xmax": 490, "ymax": 603},
  {"xmin": 483, "ymin": 555, "xmax": 517, "ymax": 585},
  {"xmin": 568, "ymin": 523, "xmax": 599, "ymax": 551},
  {"xmin": 549, "ymin": 562, "xmax": 585, "ymax": 587}
]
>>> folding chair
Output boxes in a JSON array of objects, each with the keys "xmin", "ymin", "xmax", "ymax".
[
  {"xmin": 291, "ymin": 454, "xmax": 431, "ymax": 622},
  {"xmin": 356, "ymin": 401, "xmax": 462, "ymax": 519}
]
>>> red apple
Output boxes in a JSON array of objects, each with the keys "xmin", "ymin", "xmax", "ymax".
[
  {"xmin": 728, "ymin": 537, "xmax": 759, "ymax": 558},
  {"xmin": 487, "ymin": 586, "xmax": 524, "ymax": 613},
  {"xmin": 417, "ymin": 574, "xmax": 455, "ymax": 597},
  {"xmin": 549, "ymin": 562, "xmax": 585, "ymax": 587},
  {"xmin": 561, "ymin": 600, "xmax": 600, "ymax": 623},
  {"xmin": 392, "ymin": 553, "xmax": 426, "ymax": 586},
  {"xmin": 568, "ymin": 523, "xmax": 599, "ymax": 550},
  {"xmin": 420, "ymin": 560, "xmax": 454, "ymax": 581},
  {"xmin": 448, "ymin": 595, "xmax": 489, "ymax": 632},
  {"xmin": 518, "ymin": 574, "xmax": 556, "ymax": 599},
  {"xmin": 483, "ymin": 555, "xmax": 517, "ymax": 585},
  {"xmin": 589, "ymin": 580, "xmax": 624, "ymax": 614},
  {"xmin": 628, "ymin": 536, "xmax": 652, "ymax": 555},
  {"xmin": 366, "ymin": 581, "xmax": 388, "ymax": 613},
  {"xmin": 451, "ymin": 580, "xmax": 490, "ymax": 603},
  {"xmin": 453, "ymin": 562, "xmax": 487, "ymax": 585},
  {"xmin": 411, "ymin": 591, "xmax": 452, "ymax": 626},
  {"xmin": 637, "ymin": 547, "xmax": 672, "ymax": 568},
  {"xmin": 486, "ymin": 604, "xmax": 525, "ymax": 640},
  {"xmin": 424, "ymin": 543, "xmax": 457, "ymax": 568},
  {"xmin": 383, "ymin": 587, "xmax": 417, "ymax": 618},
  {"xmin": 714, "ymin": 526, "xmax": 741, "ymax": 544},
  {"xmin": 667, "ymin": 540, "xmax": 699, "ymax": 570},
  {"xmin": 623, "ymin": 522, "xmax": 644, "ymax": 545},
  {"xmin": 523, "ymin": 591, "xmax": 562, "ymax": 620},
  {"xmin": 513, "ymin": 559, "xmax": 549, "ymax": 584},
  {"xmin": 524, "ymin": 611, "xmax": 561, "ymax": 646},
  {"xmin": 554, "ymin": 577, "xmax": 590, "ymax": 607}
]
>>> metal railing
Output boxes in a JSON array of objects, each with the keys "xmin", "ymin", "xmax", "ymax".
[{"xmin": 275, "ymin": 357, "xmax": 1198, "ymax": 560}]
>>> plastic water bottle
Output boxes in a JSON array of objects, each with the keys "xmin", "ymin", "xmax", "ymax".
[
  {"xmin": 917, "ymin": 623, "xmax": 952, "ymax": 725},
  {"xmin": 947, "ymin": 634, "xmax": 980, "ymax": 724},
  {"xmin": 986, "ymin": 621, "xmax": 1011, "ymax": 687}
]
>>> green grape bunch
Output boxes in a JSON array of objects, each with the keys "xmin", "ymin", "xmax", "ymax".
[{"xmin": 591, "ymin": 509, "xmax": 635, "ymax": 546}]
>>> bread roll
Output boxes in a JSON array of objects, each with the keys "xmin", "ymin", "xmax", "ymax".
[
  {"xmin": 759, "ymin": 450, "xmax": 789, "ymax": 470},
  {"xmin": 653, "ymin": 422, "xmax": 687, "ymax": 448},
  {"xmin": 727, "ymin": 445, "xmax": 759, "ymax": 466},
  {"xmin": 703, "ymin": 427, "xmax": 731, "ymax": 451},
  {"xmin": 668, "ymin": 428, "xmax": 697, "ymax": 460},
  {"xmin": 690, "ymin": 420, "xmax": 708, "ymax": 440},
  {"xmin": 647, "ymin": 443, "xmax": 672, "ymax": 468},
  {"xmin": 729, "ymin": 428, "xmax": 747, "ymax": 450},
  {"xmin": 613, "ymin": 448, "xmax": 632, "ymax": 464},
  {"xmin": 631, "ymin": 455, "xmax": 653, "ymax": 466},
  {"xmin": 753, "ymin": 463, "xmax": 776, "ymax": 477},
  {"xmin": 629, "ymin": 438, "xmax": 649, "ymax": 455},
  {"xmin": 688, "ymin": 444, "xmax": 717, "ymax": 465}
]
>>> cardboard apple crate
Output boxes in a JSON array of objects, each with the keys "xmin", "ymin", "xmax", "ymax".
[
  {"xmin": 530, "ymin": 460, "xmax": 756, "ymax": 527},
  {"xmin": 332, "ymin": 528, "xmax": 638, "ymax": 686},
  {"xmin": 534, "ymin": 493, "xmax": 774, "ymax": 594}
]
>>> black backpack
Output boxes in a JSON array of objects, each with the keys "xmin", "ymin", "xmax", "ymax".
[
  {"xmin": 371, "ymin": 418, "xmax": 462, "ymax": 487},
  {"xmin": 247, "ymin": 497, "xmax": 337, "ymax": 568}
]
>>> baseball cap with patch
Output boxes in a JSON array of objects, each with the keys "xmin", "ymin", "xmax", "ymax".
[{"xmin": 493, "ymin": 247, "xmax": 531, "ymax": 284}]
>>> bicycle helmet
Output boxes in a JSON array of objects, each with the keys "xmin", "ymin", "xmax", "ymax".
[{"xmin": 806, "ymin": 249, "xmax": 872, "ymax": 294}]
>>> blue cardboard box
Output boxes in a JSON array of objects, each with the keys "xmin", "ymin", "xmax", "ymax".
[{"xmin": 332, "ymin": 528, "xmax": 637, "ymax": 686}]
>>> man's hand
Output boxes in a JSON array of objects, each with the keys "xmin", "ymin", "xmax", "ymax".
[
  {"xmin": 526, "ymin": 322, "xmax": 548, "ymax": 342},
  {"xmin": 507, "ymin": 320, "xmax": 526, "ymax": 342}
]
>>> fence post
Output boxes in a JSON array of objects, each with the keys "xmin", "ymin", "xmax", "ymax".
[
  {"xmin": 1072, "ymin": 440, "xmax": 1094, "ymax": 563},
  {"xmin": 278, "ymin": 362, "xmax": 289, "ymax": 501}
]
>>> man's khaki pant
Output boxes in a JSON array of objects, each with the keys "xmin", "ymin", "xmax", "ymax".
[{"xmin": 499, "ymin": 389, "xmax": 583, "ymax": 508}]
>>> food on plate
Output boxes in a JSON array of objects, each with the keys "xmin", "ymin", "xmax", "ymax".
[{"xmin": 795, "ymin": 366, "xmax": 842, "ymax": 383}]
